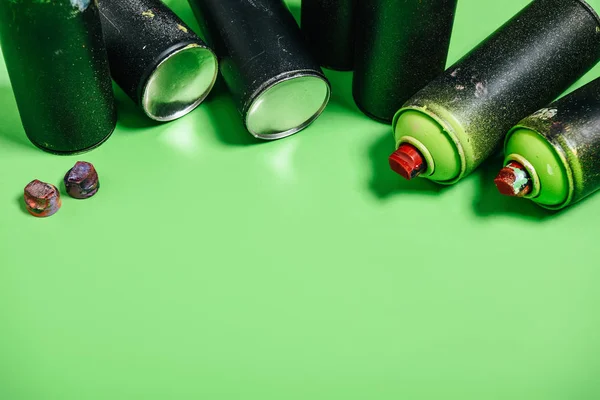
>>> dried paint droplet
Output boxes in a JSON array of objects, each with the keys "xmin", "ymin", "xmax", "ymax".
[
  {"xmin": 142, "ymin": 10, "xmax": 155, "ymax": 18},
  {"xmin": 64, "ymin": 161, "xmax": 100, "ymax": 199},
  {"xmin": 24, "ymin": 180, "xmax": 61, "ymax": 218},
  {"xmin": 177, "ymin": 24, "xmax": 188, "ymax": 33}
]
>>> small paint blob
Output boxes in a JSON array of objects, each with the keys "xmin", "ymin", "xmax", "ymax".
[
  {"xmin": 24, "ymin": 180, "xmax": 61, "ymax": 218},
  {"xmin": 64, "ymin": 161, "xmax": 100, "ymax": 199}
]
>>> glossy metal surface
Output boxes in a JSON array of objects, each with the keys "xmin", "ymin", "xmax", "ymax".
[
  {"xmin": 188, "ymin": 0, "xmax": 329, "ymax": 139},
  {"xmin": 246, "ymin": 73, "xmax": 330, "ymax": 139},
  {"xmin": 142, "ymin": 44, "xmax": 218, "ymax": 121}
]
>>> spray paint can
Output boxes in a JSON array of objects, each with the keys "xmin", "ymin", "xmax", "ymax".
[
  {"xmin": 188, "ymin": 0, "xmax": 331, "ymax": 140},
  {"xmin": 495, "ymin": 78, "xmax": 600, "ymax": 210},
  {"xmin": 97, "ymin": 0, "xmax": 218, "ymax": 122},
  {"xmin": 301, "ymin": 0, "xmax": 355, "ymax": 71},
  {"xmin": 389, "ymin": 0, "xmax": 600, "ymax": 184},
  {"xmin": 0, "ymin": 0, "xmax": 116, "ymax": 154},
  {"xmin": 353, "ymin": 0, "xmax": 457, "ymax": 122}
]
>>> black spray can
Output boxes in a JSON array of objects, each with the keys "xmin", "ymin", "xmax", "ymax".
[
  {"xmin": 98, "ymin": 0, "xmax": 219, "ymax": 122},
  {"xmin": 0, "ymin": 0, "xmax": 116, "ymax": 154},
  {"xmin": 301, "ymin": 0, "xmax": 356, "ymax": 71},
  {"xmin": 498, "ymin": 78, "xmax": 600, "ymax": 210},
  {"xmin": 353, "ymin": 0, "xmax": 458, "ymax": 122},
  {"xmin": 390, "ymin": 0, "xmax": 600, "ymax": 184},
  {"xmin": 188, "ymin": 0, "xmax": 331, "ymax": 140}
]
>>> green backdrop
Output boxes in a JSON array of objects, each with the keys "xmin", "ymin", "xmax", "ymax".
[{"xmin": 1, "ymin": 0, "xmax": 600, "ymax": 398}]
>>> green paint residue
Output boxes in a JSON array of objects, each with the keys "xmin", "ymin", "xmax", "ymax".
[
  {"xmin": 509, "ymin": 165, "xmax": 529, "ymax": 193},
  {"xmin": 142, "ymin": 10, "xmax": 155, "ymax": 18}
]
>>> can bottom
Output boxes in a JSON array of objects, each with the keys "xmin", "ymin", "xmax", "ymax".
[
  {"xmin": 27, "ymin": 123, "xmax": 116, "ymax": 156},
  {"xmin": 245, "ymin": 72, "xmax": 331, "ymax": 140},
  {"xmin": 141, "ymin": 44, "xmax": 218, "ymax": 122}
]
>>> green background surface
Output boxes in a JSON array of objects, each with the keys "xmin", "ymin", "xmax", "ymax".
[{"xmin": 1, "ymin": 0, "xmax": 600, "ymax": 398}]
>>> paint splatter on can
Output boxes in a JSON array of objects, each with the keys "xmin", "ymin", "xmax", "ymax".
[
  {"xmin": 353, "ymin": 0, "xmax": 457, "ymax": 122},
  {"xmin": 500, "ymin": 77, "xmax": 600, "ymax": 210},
  {"xmin": 391, "ymin": 0, "xmax": 600, "ymax": 185},
  {"xmin": 0, "ymin": 0, "xmax": 117, "ymax": 154},
  {"xmin": 98, "ymin": 0, "xmax": 219, "ymax": 122},
  {"xmin": 301, "ymin": 0, "xmax": 356, "ymax": 71},
  {"xmin": 188, "ymin": 0, "xmax": 331, "ymax": 140}
]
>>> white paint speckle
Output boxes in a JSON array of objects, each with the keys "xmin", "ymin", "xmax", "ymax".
[
  {"xmin": 474, "ymin": 81, "xmax": 488, "ymax": 98},
  {"xmin": 532, "ymin": 108, "xmax": 558, "ymax": 120},
  {"xmin": 70, "ymin": 0, "xmax": 90, "ymax": 12}
]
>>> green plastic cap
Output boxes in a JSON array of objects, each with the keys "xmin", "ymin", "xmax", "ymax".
[
  {"xmin": 392, "ymin": 109, "xmax": 461, "ymax": 183},
  {"xmin": 504, "ymin": 128, "xmax": 572, "ymax": 208}
]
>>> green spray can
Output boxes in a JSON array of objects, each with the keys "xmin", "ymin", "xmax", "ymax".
[
  {"xmin": 495, "ymin": 78, "xmax": 600, "ymax": 210},
  {"xmin": 0, "ymin": 0, "xmax": 116, "ymax": 154},
  {"xmin": 389, "ymin": 0, "xmax": 600, "ymax": 184}
]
